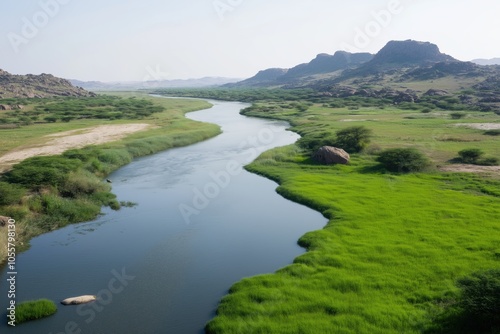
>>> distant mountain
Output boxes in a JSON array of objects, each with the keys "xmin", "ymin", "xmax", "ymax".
[
  {"xmin": 228, "ymin": 68, "xmax": 288, "ymax": 87},
  {"xmin": 0, "ymin": 69, "xmax": 96, "ymax": 98},
  {"xmin": 228, "ymin": 51, "xmax": 373, "ymax": 88},
  {"xmin": 369, "ymin": 40, "xmax": 455, "ymax": 66},
  {"xmin": 336, "ymin": 40, "xmax": 457, "ymax": 81},
  {"xmin": 472, "ymin": 58, "xmax": 500, "ymax": 66},
  {"xmin": 279, "ymin": 51, "xmax": 373, "ymax": 80},
  {"xmin": 70, "ymin": 77, "xmax": 242, "ymax": 91}
]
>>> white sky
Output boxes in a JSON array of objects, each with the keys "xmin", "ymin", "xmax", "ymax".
[{"xmin": 1, "ymin": 0, "xmax": 499, "ymax": 81}]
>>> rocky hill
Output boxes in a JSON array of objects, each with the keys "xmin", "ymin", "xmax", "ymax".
[
  {"xmin": 0, "ymin": 69, "xmax": 96, "ymax": 98},
  {"xmin": 228, "ymin": 51, "xmax": 373, "ymax": 88},
  {"xmin": 229, "ymin": 68, "xmax": 289, "ymax": 87},
  {"xmin": 369, "ymin": 40, "xmax": 454, "ymax": 66},
  {"xmin": 226, "ymin": 40, "xmax": 500, "ymax": 112},
  {"xmin": 278, "ymin": 51, "xmax": 373, "ymax": 81}
]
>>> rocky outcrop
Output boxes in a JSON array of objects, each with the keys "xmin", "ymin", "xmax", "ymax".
[
  {"xmin": 313, "ymin": 146, "xmax": 350, "ymax": 165},
  {"xmin": 0, "ymin": 104, "xmax": 24, "ymax": 110},
  {"xmin": 0, "ymin": 69, "xmax": 96, "ymax": 98},
  {"xmin": 369, "ymin": 40, "xmax": 455, "ymax": 66},
  {"xmin": 61, "ymin": 295, "xmax": 97, "ymax": 305},
  {"xmin": 0, "ymin": 216, "xmax": 11, "ymax": 227},
  {"xmin": 424, "ymin": 89, "xmax": 449, "ymax": 96}
]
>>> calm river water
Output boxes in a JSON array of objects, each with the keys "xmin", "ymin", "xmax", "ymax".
[{"xmin": 1, "ymin": 99, "xmax": 326, "ymax": 334}]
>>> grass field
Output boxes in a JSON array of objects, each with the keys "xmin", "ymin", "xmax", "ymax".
[
  {"xmin": 206, "ymin": 103, "xmax": 500, "ymax": 333},
  {"xmin": 0, "ymin": 93, "xmax": 219, "ymax": 262}
]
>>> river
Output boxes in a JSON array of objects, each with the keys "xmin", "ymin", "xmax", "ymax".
[{"xmin": 1, "ymin": 99, "xmax": 326, "ymax": 334}]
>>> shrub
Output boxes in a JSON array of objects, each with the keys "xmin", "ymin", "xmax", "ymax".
[
  {"xmin": 6, "ymin": 166, "xmax": 67, "ymax": 188},
  {"xmin": 297, "ymin": 131, "xmax": 336, "ymax": 151},
  {"xmin": 457, "ymin": 269, "xmax": 500, "ymax": 331},
  {"xmin": 458, "ymin": 148, "xmax": 484, "ymax": 164},
  {"xmin": 484, "ymin": 129, "xmax": 500, "ymax": 136},
  {"xmin": 16, "ymin": 299, "xmax": 57, "ymax": 324},
  {"xmin": 334, "ymin": 126, "xmax": 373, "ymax": 153},
  {"xmin": 377, "ymin": 148, "xmax": 430, "ymax": 173},
  {"xmin": 450, "ymin": 112, "xmax": 467, "ymax": 119},
  {"xmin": 0, "ymin": 182, "xmax": 26, "ymax": 206},
  {"xmin": 476, "ymin": 157, "xmax": 499, "ymax": 166},
  {"xmin": 59, "ymin": 171, "xmax": 108, "ymax": 198}
]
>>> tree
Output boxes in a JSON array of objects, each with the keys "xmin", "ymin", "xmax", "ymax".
[
  {"xmin": 458, "ymin": 148, "xmax": 484, "ymax": 164},
  {"xmin": 334, "ymin": 126, "xmax": 373, "ymax": 153},
  {"xmin": 377, "ymin": 148, "xmax": 430, "ymax": 173}
]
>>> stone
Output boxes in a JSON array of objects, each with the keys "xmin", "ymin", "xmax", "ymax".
[
  {"xmin": 0, "ymin": 216, "xmax": 10, "ymax": 227},
  {"xmin": 313, "ymin": 146, "xmax": 350, "ymax": 165},
  {"xmin": 61, "ymin": 295, "xmax": 97, "ymax": 305}
]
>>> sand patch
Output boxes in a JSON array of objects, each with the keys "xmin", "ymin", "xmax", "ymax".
[
  {"xmin": 339, "ymin": 119, "xmax": 369, "ymax": 122},
  {"xmin": 455, "ymin": 123, "xmax": 500, "ymax": 130},
  {"xmin": 0, "ymin": 124, "xmax": 151, "ymax": 171},
  {"xmin": 440, "ymin": 164, "xmax": 500, "ymax": 174}
]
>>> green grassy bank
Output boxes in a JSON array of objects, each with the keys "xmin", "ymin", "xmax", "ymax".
[
  {"xmin": 206, "ymin": 102, "xmax": 499, "ymax": 333},
  {"xmin": 0, "ymin": 93, "xmax": 219, "ymax": 263}
]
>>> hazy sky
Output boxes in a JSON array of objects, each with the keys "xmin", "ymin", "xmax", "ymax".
[{"xmin": 1, "ymin": 0, "xmax": 499, "ymax": 81}]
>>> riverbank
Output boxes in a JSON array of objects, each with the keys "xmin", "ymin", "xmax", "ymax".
[
  {"xmin": 0, "ymin": 93, "xmax": 220, "ymax": 263},
  {"xmin": 204, "ymin": 101, "xmax": 500, "ymax": 333}
]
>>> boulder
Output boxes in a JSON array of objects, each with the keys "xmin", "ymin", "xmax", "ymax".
[
  {"xmin": 61, "ymin": 295, "xmax": 97, "ymax": 305},
  {"xmin": 0, "ymin": 216, "xmax": 10, "ymax": 227},
  {"xmin": 0, "ymin": 104, "xmax": 11, "ymax": 110},
  {"xmin": 424, "ymin": 89, "xmax": 449, "ymax": 96},
  {"xmin": 313, "ymin": 146, "xmax": 350, "ymax": 165}
]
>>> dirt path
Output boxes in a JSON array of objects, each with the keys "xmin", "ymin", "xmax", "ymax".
[
  {"xmin": 0, "ymin": 124, "xmax": 152, "ymax": 172},
  {"xmin": 440, "ymin": 164, "xmax": 500, "ymax": 174},
  {"xmin": 455, "ymin": 123, "xmax": 500, "ymax": 130}
]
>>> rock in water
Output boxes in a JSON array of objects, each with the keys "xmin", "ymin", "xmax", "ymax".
[
  {"xmin": 313, "ymin": 146, "xmax": 350, "ymax": 165},
  {"xmin": 61, "ymin": 295, "xmax": 97, "ymax": 305}
]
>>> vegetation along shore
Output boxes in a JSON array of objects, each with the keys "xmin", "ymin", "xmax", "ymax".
[
  {"xmin": 154, "ymin": 88, "xmax": 499, "ymax": 334},
  {"xmin": 0, "ymin": 93, "xmax": 220, "ymax": 263}
]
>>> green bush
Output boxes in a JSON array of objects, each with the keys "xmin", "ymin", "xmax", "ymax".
[
  {"xmin": 377, "ymin": 148, "xmax": 430, "ymax": 173},
  {"xmin": 60, "ymin": 171, "xmax": 109, "ymax": 198},
  {"xmin": 450, "ymin": 112, "xmax": 467, "ymax": 119},
  {"xmin": 476, "ymin": 157, "xmax": 499, "ymax": 166},
  {"xmin": 297, "ymin": 131, "xmax": 336, "ymax": 151},
  {"xmin": 484, "ymin": 129, "xmax": 500, "ymax": 136},
  {"xmin": 334, "ymin": 126, "xmax": 373, "ymax": 153},
  {"xmin": 5, "ymin": 156, "xmax": 81, "ymax": 187},
  {"xmin": 0, "ymin": 182, "xmax": 26, "ymax": 206},
  {"xmin": 457, "ymin": 269, "xmax": 500, "ymax": 331},
  {"xmin": 458, "ymin": 148, "xmax": 484, "ymax": 164},
  {"xmin": 16, "ymin": 299, "xmax": 57, "ymax": 324},
  {"xmin": 6, "ymin": 166, "xmax": 67, "ymax": 188}
]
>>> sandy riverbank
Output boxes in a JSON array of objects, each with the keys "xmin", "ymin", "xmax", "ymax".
[{"xmin": 0, "ymin": 124, "xmax": 152, "ymax": 172}]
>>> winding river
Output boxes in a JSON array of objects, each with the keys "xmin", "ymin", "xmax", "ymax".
[{"xmin": 1, "ymin": 99, "xmax": 326, "ymax": 334}]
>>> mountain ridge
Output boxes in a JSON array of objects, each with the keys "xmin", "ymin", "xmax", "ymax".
[{"xmin": 0, "ymin": 70, "xmax": 96, "ymax": 98}]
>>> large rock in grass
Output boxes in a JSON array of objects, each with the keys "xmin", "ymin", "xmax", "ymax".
[
  {"xmin": 61, "ymin": 295, "xmax": 96, "ymax": 305},
  {"xmin": 313, "ymin": 146, "xmax": 350, "ymax": 165},
  {"xmin": 0, "ymin": 216, "xmax": 10, "ymax": 227}
]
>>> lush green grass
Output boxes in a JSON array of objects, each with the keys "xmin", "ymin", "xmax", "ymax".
[
  {"xmin": 206, "ymin": 100, "xmax": 499, "ymax": 333},
  {"xmin": 0, "ymin": 93, "xmax": 219, "ymax": 262},
  {"xmin": 15, "ymin": 299, "xmax": 57, "ymax": 324},
  {"xmin": 243, "ymin": 103, "xmax": 500, "ymax": 165},
  {"xmin": 206, "ymin": 147, "xmax": 500, "ymax": 333}
]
